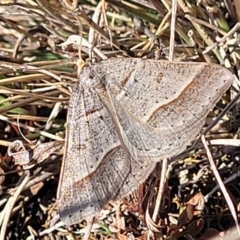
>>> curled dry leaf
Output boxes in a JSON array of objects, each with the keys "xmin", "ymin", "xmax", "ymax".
[
  {"xmin": 0, "ymin": 167, "xmax": 5, "ymax": 194},
  {"xmin": 186, "ymin": 192, "xmax": 205, "ymax": 212},
  {"xmin": 30, "ymin": 181, "xmax": 44, "ymax": 195},
  {"xmin": 8, "ymin": 140, "xmax": 63, "ymax": 169}
]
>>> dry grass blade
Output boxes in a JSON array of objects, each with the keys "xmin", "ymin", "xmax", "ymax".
[
  {"xmin": 0, "ymin": 173, "xmax": 30, "ymax": 240},
  {"xmin": 201, "ymin": 134, "xmax": 240, "ymax": 236},
  {"xmin": 169, "ymin": 0, "xmax": 177, "ymax": 61}
]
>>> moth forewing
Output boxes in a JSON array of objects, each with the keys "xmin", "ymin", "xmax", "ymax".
[{"xmin": 57, "ymin": 76, "xmax": 156, "ymax": 225}]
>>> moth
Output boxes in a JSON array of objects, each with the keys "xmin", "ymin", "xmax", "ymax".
[{"xmin": 57, "ymin": 58, "xmax": 234, "ymax": 225}]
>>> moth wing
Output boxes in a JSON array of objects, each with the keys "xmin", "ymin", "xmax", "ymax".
[
  {"xmin": 57, "ymin": 80, "xmax": 156, "ymax": 225},
  {"xmin": 96, "ymin": 60, "xmax": 233, "ymax": 161},
  {"xmin": 99, "ymin": 92, "xmax": 187, "ymax": 161}
]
